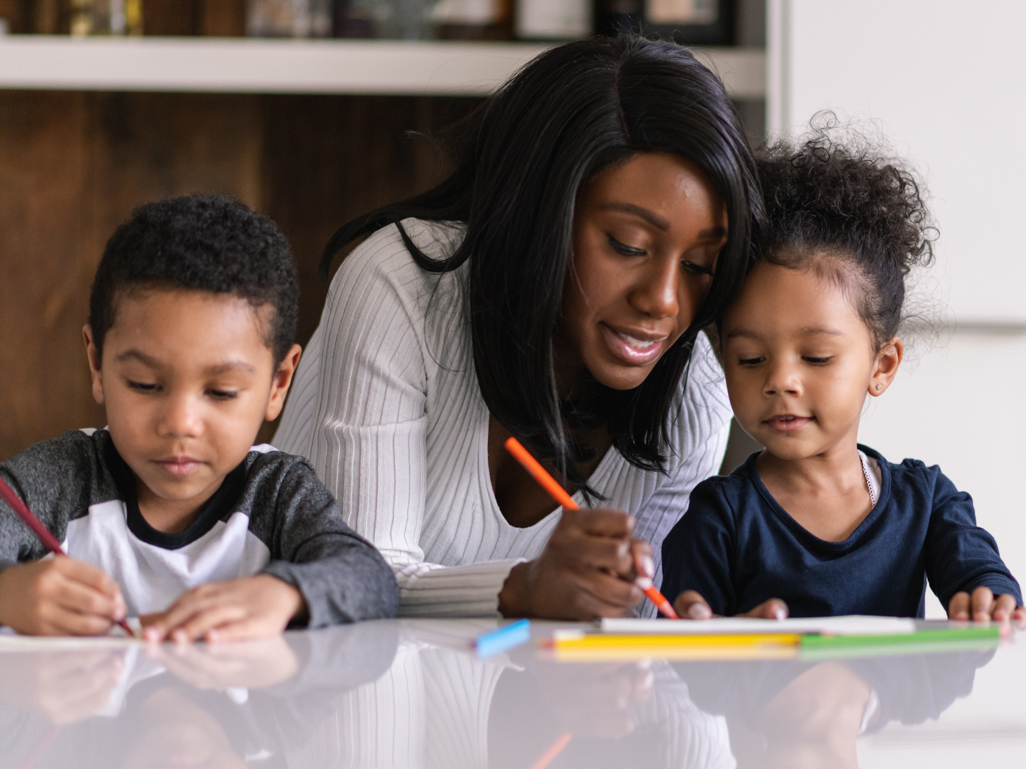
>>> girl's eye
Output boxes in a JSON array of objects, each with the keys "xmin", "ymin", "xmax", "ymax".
[
  {"xmin": 682, "ymin": 260, "xmax": 715, "ymax": 277},
  {"xmin": 207, "ymin": 389, "xmax": 239, "ymax": 401},
  {"xmin": 607, "ymin": 235, "xmax": 646, "ymax": 256},
  {"xmin": 738, "ymin": 357, "xmax": 764, "ymax": 367},
  {"xmin": 127, "ymin": 380, "xmax": 158, "ymax": 393},
  {"xmin": 803, "ymin": 356, "xmax": 832, "ymax": 365}
]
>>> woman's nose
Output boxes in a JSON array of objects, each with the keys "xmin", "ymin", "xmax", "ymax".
[{"xmin": 629, "ymin": 259, "xmax": 680, "ymax": 319}]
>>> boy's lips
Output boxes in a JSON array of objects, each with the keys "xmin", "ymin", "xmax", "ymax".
[
  {"xmin": 764, "ymin": 414, "xmax": 813, "ymax": 432},
  {"xmin": 153, "ymin": 457, "xmax": 205, "ymax": 476}
]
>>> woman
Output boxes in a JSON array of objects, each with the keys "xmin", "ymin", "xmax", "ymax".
[{"xmin": 275, "ymin": 35, "xmax": 762, "ymax": 619}]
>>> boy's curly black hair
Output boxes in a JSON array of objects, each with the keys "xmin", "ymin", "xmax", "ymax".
[
  {"xmin": 89, "ymin": 194, "xmax": 298, "ymax": 366},
  {"xmin": 756, "ymin": 125, "xmax": 937, "ymax": 349}
]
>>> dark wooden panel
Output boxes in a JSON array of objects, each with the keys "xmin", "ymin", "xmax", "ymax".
[{"xmin": 0, "ymin": 90, "xmax": 481, "ymax": 457}]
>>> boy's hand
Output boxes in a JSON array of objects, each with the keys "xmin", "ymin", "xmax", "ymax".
[
  {"xmin": 947, "ymin": 586, "xmax": 1026, "ymax": 622},
  {"xmin": 0, "ymin": 557, "xmax": 127, "ymax": 636},
  {"xmin": 673, "ymin": 589, "xmax": 789, "ymax": 621},
  {"xmin": 141, "ymin": 575, "xmax": 306, "ymax": 644}
]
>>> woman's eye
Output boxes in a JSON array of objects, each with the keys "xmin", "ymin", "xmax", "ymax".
[
  {"xmin": 207, "ymin": 389, "xmax": 239, "ymax": 401},
  {"xmin": 127, "ymin": 380, "xmax": 158, "ymax": 393},
  {"xmin": 738, "ymin": 357, "xmax": 764, "ymax": 367},
  {"xmin": 607, "ymin": 235, "xmax": 646, "ymax": 256},
  {"xmin": 682, "ymin": 260, "xmax": 715, "ymax": 277},
  {"xmin": 803, "ymin": 356, "xmax": 832, "ymax": 365}
]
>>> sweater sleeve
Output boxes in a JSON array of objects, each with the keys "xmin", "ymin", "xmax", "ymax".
[
  {"xmin": 660, "ymin": 478, "xmax": 738, "ymax": 617},
  {"xmin": 922, "ymin": 463, "xmax": 1022, "ymax": 608},
  {"xmin": 258, "ymin": 457, "xmax": 400, "ymax": 626},
  {"xmin": 274, "ymin": 223, "xmax": 521, "ymax": 617}
]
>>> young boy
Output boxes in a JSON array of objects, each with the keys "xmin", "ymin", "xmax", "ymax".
[{"xmin": 0, "ymin": 195, "xmax": 399, "ymax": 641}]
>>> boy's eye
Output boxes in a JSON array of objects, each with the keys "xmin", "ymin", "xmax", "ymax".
[
  {"xmin": 607, "ymin": 234, "xmax": 646, "ymax": 256},
  {"xmin": 127, "ymin": 380, "xmax": 159, "ymax": 393},
  {"xmin": 738, "ymin": 357, "xmax": 764, "ymax": 367},
  {"xmin": 803, "ymin": 356, "xmax": 832, "ymax": 365},
  {"xmin": 207, "ymin": 389, "xmax": 239, "ymax": 401}
]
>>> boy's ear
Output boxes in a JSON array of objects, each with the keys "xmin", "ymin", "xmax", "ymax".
[
  {"xmin": 868, "ymin": 336, "xmax": 904, "ymax": 397},
  {"xmin": 82, "ymin": 325, "xmax": 106, "ymax": 406},
  {"xmin": 265, "ymin": 344, "xmax": 303, "ymax": 422}
]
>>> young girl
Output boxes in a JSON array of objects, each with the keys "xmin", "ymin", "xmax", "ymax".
[{"xmin": 662, "ymin": 134, "xmax": 1024, "ymax": 622}]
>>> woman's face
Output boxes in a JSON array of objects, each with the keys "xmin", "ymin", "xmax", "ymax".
[{"xmin": 558, "ymin": 152, "xmax": 728, "ymax": 392}]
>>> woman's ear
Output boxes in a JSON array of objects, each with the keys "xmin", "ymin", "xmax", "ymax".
[
  {"xmin": 83, "ymin": 325, "xmax": 105, "ymax": 406},
  {"xmin": 868, "ymin": 336, "xmax": 904, "ymax": 397},
  {"xmin": 265, "ymin": 344, "xmax": 303, "ymax": 422}
]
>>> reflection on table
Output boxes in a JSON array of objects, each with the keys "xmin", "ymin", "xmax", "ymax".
[{"xmin": 0, "ymin": 619, "xmax": 1018, "ymax": 769}]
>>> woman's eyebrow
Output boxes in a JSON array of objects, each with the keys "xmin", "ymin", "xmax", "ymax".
[{"xmin": 601, "ymin": 202, "xmax": 670, "ymax": 231}]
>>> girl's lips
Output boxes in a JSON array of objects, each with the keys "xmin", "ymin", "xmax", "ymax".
[
  {"xmin": 600, "ymin": 324, "xmax": 667, "ymax": 366},
  {"xmin": 764, "ymin": 415, "xmax": 813, "ymax": 432}
]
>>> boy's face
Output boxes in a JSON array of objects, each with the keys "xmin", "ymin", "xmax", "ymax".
[
  {"xmin": 84, "ymin": 289, "xmax": 300, "ymax": 529},
  {"xmin": 720, "ymin": 261, "xmax": 901, "ymax": 462}
]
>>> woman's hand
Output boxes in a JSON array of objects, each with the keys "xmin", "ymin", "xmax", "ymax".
[
  {"xmin": 947, "ymin": 586, "xmax": 1026, "ymax": 623},
  {"xmin": 672, "ymin": 589, "xmax": 788, "ymax": 621},
  {"xmin": 499, "ymin": 508, "xmax": 645, "ymax": 620}
]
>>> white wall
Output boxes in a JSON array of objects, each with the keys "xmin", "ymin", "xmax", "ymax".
[{"xmin": 768, "ymin": 0, "xmax": 1026, "ymax": 616}]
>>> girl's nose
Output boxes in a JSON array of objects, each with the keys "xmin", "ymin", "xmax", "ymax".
[
  {"xmin": 629, "ymin": 258, "xmax": 680, "ymax": 319},
  {"xmin": 763, "ymin": 362, "xmax": 803, "ymax": 396}
]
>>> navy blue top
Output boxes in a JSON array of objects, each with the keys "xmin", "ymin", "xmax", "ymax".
[{"xmin": 661, "ymin": 446, "xmax": 1021, "ymax": 618}]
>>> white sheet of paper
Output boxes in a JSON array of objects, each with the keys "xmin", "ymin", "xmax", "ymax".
[{"xmin": 599, "ymin": 615, "xmax": 917, "ymax": 636}]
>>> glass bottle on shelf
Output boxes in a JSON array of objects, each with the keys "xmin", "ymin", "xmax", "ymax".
[
  {"xmin": 594, "ymin": 0, "xmax": 734, "ymax": 45},
  {"xmin": 70, "ymin": 0, "xmax": 143, "ymax": 36},
  {"xmin": 247, "ymin": 0, "xmax": 332, "ymax": 37},
  {"xmin": 433, "ymin": 0, "xmax": 511, "ymax": 40},
  {"xmin": 515, "ymin": 0, "xmax": 590, "ymax": 40},
  {"xmin": 332, "ymin": 0, "xmax": 435, "ymax": 39}
]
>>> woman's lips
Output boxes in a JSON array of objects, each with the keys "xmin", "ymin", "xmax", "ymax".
[
  {"xmin": 600, "ymin": 324, "xmax": 667, "ymax": 365},
  {"xmin": 764, "ymin": 415, "xmax": 813, "ymax": 432}
]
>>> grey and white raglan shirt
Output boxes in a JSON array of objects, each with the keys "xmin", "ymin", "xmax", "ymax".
[{"xmin": 0, "ymin": 429, "xmax": 399, "ymax": 625}]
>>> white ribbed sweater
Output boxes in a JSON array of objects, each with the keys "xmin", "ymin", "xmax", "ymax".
[{"xmin": 274, "ymin": 220, "xmax": 733, "ymax": 617}]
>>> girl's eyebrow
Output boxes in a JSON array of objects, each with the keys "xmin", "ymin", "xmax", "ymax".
[{"xmin": 799, "ymin": 326, "xmax": 844, "ymax": 337}]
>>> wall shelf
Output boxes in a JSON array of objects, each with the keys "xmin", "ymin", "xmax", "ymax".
[{"xmin": 0, "ymin": 36, "xmax": 765, "ymax": 98}]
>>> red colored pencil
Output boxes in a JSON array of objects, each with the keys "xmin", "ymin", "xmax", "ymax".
[
  {"xmin": 504, "ymin": 437, "xmax": 679, "ymax": 619},
  {"xmin": 0, "ymin": 476, "xmax": 136, "ymax": 637}
]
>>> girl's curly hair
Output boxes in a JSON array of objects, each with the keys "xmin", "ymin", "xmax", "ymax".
[{"xmin": 756, "ymin": 120, "xmax": 937, "ymax": 349}]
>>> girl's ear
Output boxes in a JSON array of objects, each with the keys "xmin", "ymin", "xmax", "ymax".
[
  {"xmin": 83, "ymin": 325, "xmax": 105, "ymax": 406},
  {"xmin": 868, "ymin": 336, "xmax": 904, "ymax": 397},
  {"xmin": 265, "ymin": 344, "xmax": 303, "ymax": 422}
]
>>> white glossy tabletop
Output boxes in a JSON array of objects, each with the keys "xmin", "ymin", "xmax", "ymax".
[{"xmin": 0, "ymin": 619, "xmax": 1021, "ymax": 769}]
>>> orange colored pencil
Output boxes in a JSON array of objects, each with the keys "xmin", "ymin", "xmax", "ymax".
[{"xmin": 504, "ymin": 437, "xmax": 679, "ymax": 619}]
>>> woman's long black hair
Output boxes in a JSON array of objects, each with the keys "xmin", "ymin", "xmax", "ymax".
[{"xmin": 321, "ymin": 35, "xmax": 762, "ymax": 483}]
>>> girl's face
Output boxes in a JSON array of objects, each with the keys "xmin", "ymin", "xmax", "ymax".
[
  {"xmin": 721, "ymin": 260, "xmax": 902, "ymax": 462},
  {"xmin": 557, "ymin": 152, "xmax": 728, "ymax": 392}
]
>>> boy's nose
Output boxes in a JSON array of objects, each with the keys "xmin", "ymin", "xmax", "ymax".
[{"xmin": 158, "ymin": 396, "xmax": 203, "ymax": 437}]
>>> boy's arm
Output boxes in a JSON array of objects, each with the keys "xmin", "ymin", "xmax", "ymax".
[
  {"xmin": 923, "ymin": 465, "xmax": 1023, "ymax": 618},
  {"xmin": 258, "ymin": 457, "xmax": 400, "ymax": 627}
]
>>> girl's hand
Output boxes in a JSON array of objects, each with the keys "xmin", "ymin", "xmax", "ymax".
[
  {"xmin": 141, "ymin": 575, "xmax": 307, "ymax": 644},
  {"xmin": 947, "ymin": 586, "xmax": 1026, "ymax": 622},
  {"xmin": 0, "ymin": 557, "xmax": 127, "ymax": 636},
  {"xmin": 499, "ymin": 508, "xmax": 644, "ymax": 620},
  {"xmin": 673, "ymin": 589, "xmax": 789, "ymax": 621}
]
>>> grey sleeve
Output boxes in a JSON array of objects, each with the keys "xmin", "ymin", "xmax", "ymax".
[
  {"xmin": 0, "ymin": 432, "xmax": 108, "ymax": 572},
  {"xmin": 255, "ymin": 457, "xmax": 399, "ymax": 627}
]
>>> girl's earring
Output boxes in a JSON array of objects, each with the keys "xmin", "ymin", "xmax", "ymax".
[{"xmin": 875, "ymin": 384, "xmax": 883, "ymax": 391}]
